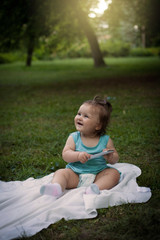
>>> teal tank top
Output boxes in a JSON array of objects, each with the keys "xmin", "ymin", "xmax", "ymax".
[{"xmin": 66, "ymin": 131, "xmax": 110, "ymax": 174}]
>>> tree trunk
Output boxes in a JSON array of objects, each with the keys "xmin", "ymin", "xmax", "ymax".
[
  {"xmin": 141, "ymin": 25, "xmax": 146, "ymax": 48},
  {"xmin": 75, "ymin": 8, "xmax": 106, "ymax": 67},
  {"xmin": 84, "ymin": 23, "xmax": 106, "ymax": 67},
  {"xmin": 26, "ymin": 37, "xmax": 34, "ymax": 67}
]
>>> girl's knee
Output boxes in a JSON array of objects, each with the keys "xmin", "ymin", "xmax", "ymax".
[
  {"xmin": 54, "ymin": 168, "xmax": 74, "ymax": 179},
  {"xmin": 112, "ymin": 169, "xmax": 120, "ymax": 181},
  {"xmin": 105, "ymin": 168, "xmax": 120, "ymax": 183},
  {"xmin": 55, "ymin": 168, "xmax": 69, "ymax": 176},
  {"xmin": 54, "ymin": 169, "xmax": 64, "ymax": 175}
]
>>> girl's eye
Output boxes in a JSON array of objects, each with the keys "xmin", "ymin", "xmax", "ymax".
[
  {"xmin": 77, "ymin": 112, "xmax": 81, "ymax": 116},
  {"xmin": 84, "ymin": 115, "xmax": 89, "ymax": 118}
]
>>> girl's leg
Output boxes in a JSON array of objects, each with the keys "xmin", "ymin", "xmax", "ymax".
[
  {"xmin": 94, "ymin": 168, "xmax": 120, "ymax": 190},
  {"xmin": 40, "ymin": 168, "xmax": 79, "ymax": 197},
  {"xmin": 51, "ymin": 168, "xmax": 79, "ymax": 191}
]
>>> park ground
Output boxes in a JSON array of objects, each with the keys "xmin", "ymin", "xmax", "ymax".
[{"xmin": 0, "ymin": 57, "xmax": 160, "ymax": 239}]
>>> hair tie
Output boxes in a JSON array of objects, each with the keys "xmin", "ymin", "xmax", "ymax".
[{"xmin": 104, "ymin": 99, "xmax": 107, "ymax": 105}]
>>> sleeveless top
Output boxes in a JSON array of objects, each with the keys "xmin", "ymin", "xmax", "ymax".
[{"xmin": 66, "ymin": 131, "xmax": 110, "ymax": 174}]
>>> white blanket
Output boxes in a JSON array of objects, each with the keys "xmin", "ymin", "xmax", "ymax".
[{"xmin": 0, "ymin": 163, "xmax": 151, "ymax": 240}]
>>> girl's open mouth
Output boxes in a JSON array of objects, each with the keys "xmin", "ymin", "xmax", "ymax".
[{"xmin": 77, "ymin": 122, "xmax": 83, "ymax": 126}]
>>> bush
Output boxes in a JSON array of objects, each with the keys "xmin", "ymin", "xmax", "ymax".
[
  {"xmin": 34, "ymin": 45, "xmax": 51, "ymax": 60},
  {"xmin": 100, "ymin": 40, "xmax": 131, "ymax": 57},
  {"xmin": 0, "ymin": 51, "xmax": 26, "ymax": 64},
  {"xmin": 51, "ymin": 41, "xmax": 92, "ymax": 59},
  {"xmin": 51, "ymin": 40, "xmax": 131, "ymax": 58},
  {"xmin": 0, "ymin": 53, "xmax": 14, "ymax": 64},
  {"xmin": 130, "ymin": 47, "xmax": 160, "ymax": 57},
  {"xmin": 65, "ymin": 42, "xmax": 91, "ymax": 58},
  {"xmin": 147, "ymin": 47, "xmax": 160, "ymax": 56}
]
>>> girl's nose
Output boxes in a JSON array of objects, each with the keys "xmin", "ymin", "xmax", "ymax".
[{"xmin": 77, "ymin": 114, "xmax": 83, "ymax": 120}]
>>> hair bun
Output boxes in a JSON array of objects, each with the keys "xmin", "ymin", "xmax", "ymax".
[{"xmin": 93, "ymin": 96, "xmax": 112, "ymax": 113}]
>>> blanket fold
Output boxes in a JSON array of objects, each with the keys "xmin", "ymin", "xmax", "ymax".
[{"xmin": 0, "ymin": 163, "xmax": 151, "ymax": 240}]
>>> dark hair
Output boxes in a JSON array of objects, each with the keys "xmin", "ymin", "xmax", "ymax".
[{"xmin": 83, "ymin": 96, "xmax": 112, "ymax": 136}]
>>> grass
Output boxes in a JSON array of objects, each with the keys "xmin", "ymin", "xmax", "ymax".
[{"xmin": 0, "ymin": 57, "xmax": 160, "ymax": 239}]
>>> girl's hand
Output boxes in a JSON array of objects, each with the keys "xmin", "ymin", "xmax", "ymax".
[
  {"xmin": 103, "ymin": 148, "xmax": 115, "ymax": 163},
  {"xmin": 77, "ymin": 152, "xmax": 91, "ymax": 164},
  {"xmin": 103, "ymin": 138, "xmax": 119, "ymax": 164}
]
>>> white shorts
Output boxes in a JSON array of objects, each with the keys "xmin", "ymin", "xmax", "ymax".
[{"xmin": 77, "ymin": 173, "xmax": 96, "ymax": 188}]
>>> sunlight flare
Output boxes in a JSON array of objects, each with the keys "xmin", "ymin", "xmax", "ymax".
[{"xmin": 89, "ymin": 0, "xmax": 112, "ymax": 18}]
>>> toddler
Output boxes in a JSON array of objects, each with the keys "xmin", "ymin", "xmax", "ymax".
[{"xmin": 40, "ymin": 96, "xmax": 120, "ymax": 198}]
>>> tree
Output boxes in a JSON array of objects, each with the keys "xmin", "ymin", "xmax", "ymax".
[
  {"xmin": 103, "ymin": 0, "xmax": 160, "ymax": 47},
  {"xmin": 66, "ymin": 0, "xmax": 106, "ymax": 67},
  {"xmin": 42, "ymin": 0, "xmax": 106, "ymax": 67},
  {"xmin": 0, "ymin": 0, "xmax": 53, "ymax": 66},
  {"xmin": 0, "ymin": 0, "xmax": 25, "ymax": 50},
  {"xmin": 0, "ymin": 0, "xmax": 106, "ymax": 67}
]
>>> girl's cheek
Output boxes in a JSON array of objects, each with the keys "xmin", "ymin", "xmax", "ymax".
[{"xmin": 74, "ymin": 116, "xmax": 77, "ymax": 122}]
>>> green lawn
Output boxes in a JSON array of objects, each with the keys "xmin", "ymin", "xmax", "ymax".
[{"xmin": 0, "ymin": 57, "xmax": 160, "ymax": 239}]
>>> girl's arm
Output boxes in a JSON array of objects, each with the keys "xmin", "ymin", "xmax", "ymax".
[
  {"xmin": 103, "ymin": 138, "xmax": 119, "ymax": 164},
  {"xmin": 62, "ymin": 135, "xmax": 91, "ymax": 163}
]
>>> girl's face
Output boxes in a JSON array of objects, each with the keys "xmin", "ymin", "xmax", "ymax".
[{"xmin": 74, "ymin": 103, "xmax": 101, "ymax": 136}]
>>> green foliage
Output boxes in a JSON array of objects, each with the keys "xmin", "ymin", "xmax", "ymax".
[
  {"xmin": 0, "ymin": 57, "xmax": 160, "ymax": 239},
  {"xmin": 3, "ymin": 43, "xmax": 160, "ymax": 63},
  {"xmin": 34, "ymin": 44, "xmax": 51, "ymax": 61},
  {"xmin": 64, "ymin": 42, "xmax": 91, "ymax": 58},
  {"xmin": 51, "ymin": 40, "xmax": 91, "ymax": 59},
  {"xmin": 0, "ymin": 0, "xmax": 53, "ymax": 50},
  {"xmin": 1, "ymin": 0, "xmax": 160, "ymax": 68},
  {"xmin": 0, "ymin": 53, "xmax": 13, "ymax": 64},
  {"xmin": 0, "ymin": 0, "xmax": 102, "ymax": 66},
  {"xmin": 101, "ymin": 40, "xmax": 131, "ymax": 57},
  {"xmin": 103, "ymin": 0, "xmax": 160, "ymax": 47},
  {"xmin": 0, "ymin": 51, "xmax": 26, "ymax": 64},
  {"xmin": 130, "ymin": 47, "xmax": 160, "ymax": 57},
  {"xmin": 31, "ymin": 37, "xmax": 160, "ymax": 60}
]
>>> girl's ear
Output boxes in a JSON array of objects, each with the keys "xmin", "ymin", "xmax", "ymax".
[{"xmin": 95, "ymin": 123, "xmax": 101, "ymax": 131}]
